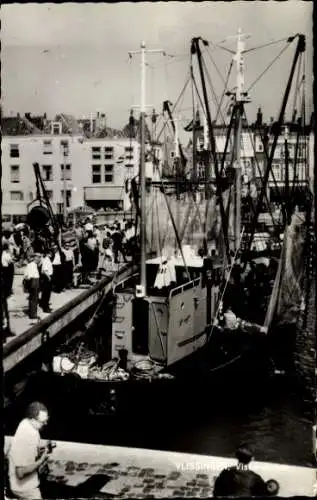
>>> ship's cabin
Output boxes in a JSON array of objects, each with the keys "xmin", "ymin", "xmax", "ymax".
[
  {"xmin": 112, "ymin": 251, "xmax": 224, "ymax": 365},
  {"xmin": 115, "ymin": 252, "xmax": 223, "ymax": 297}
]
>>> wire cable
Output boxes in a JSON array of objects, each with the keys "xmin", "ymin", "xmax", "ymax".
[
  {"xmin": 204, "ymin": 46, "xmax": 226, "ymax": 86},
  {"xmin": 243, "ymin": 37, "xmax": 291, "ymax": 54},
  {"xmin": 246, "ymin": 42, "xmax": 292, "ymax": 93}
]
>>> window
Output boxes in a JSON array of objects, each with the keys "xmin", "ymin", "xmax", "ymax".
[
  {"xmin": 60, "ymin": 164, "xmax": 72, "ymax": 180},
  {"xmin": 10, "ymin": 165, "xmax": 20, "ymax": 183},
  {"xmin": 125, "ymin": 146, "xmax": 133, "ymax": 152},
  {"xmin": 10, "ymin": 191, "xmax": 24, "ymax": 201},
  {"xmin": 46, "ymin": 190, "xmax": 53, "ymax": 200},
  {"xmin": 105, "ymin": 147, "xmax": 114, "ymax": 152},
  {"xmin": 125, "ymin": 155, "xmax": 134, "ymax": 160},
  {"xmin": 105, "ymin": 164, "xmax": 113, "ymax": 183},
  {"xmin": 42, "ymin": 165, "xmax": 53, "ymax": 181},
  {"xmin": 43, "ymin": 140, "xmax": 52, "ymax": 154},
  {"xmin": 170, "ymin": 151, "xmax": 175, "ymax": 158},
  {"xmin": 52, "ymin": 122, "xmax": 62, "ymax": 135},
  {"xmin": 92, "ymin": 164, "xmax": 101, "ymax": 183},
  {"xmin": 92, "ymin": 146, "xmax": 101, "ymax": 160},
  {"xmin": 272, "ymin": 162, "xmax": 281, "ymax": 181},
  {"xmin": 61, "ymin": 190, "xmax": 72, "ymax": 208},
  {"xmin": 60, "ymin": 140, "xmax": 69, "ymax": 156},
  {"xmin": 258, "ymin": 143, "xmax": 263, "ymax": 152},
  {"xmin": 105, "ymin": 154, "xmax": 113, "ymax": 159},
  {"xmin": 10, "ymin": 144, "xmax": 19, "ymax": 158},
  {"xmin": 125, "ymin": 164, "xmax": 134, "ymax": 168}
]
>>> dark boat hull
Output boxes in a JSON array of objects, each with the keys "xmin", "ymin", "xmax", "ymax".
[{"xmin": 28, "ymin": 328, "xmax": 272, "ymax": 421}]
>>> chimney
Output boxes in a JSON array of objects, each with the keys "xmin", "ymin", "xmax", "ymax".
[{"xmin": 256, "ymin": 107, "xmax": 262, "ymax": 127}]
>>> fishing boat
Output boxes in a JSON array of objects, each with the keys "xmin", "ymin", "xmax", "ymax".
[{"xmin": 36, "ymin": 31, "xmax": 313, "ymax": 417}]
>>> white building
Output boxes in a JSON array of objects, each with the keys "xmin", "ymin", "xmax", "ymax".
[{"xmin": 1, "ymin": 133, "xmax": 144, "ymax": 218}]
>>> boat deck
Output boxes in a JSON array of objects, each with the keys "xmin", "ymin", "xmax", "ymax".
[{"xmin": 4, "ymin": 438, "xmax": 315, "ymax": 497}]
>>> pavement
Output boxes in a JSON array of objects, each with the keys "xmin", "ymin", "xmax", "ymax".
[
  {"xmin": 4, "ymin": 439, "xmax": 316, "ymax": 497},
  {"xmin": 6, "ymin": 272, "xmax": 84, "ymax": 338},
  {"xmin": 6, "ymin": 258, "xmax": 125, "ymax": 342}
]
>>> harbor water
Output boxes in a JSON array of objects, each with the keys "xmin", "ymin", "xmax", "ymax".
[{"xmin": 4, "ymin": 365, "xmax": 313, "ymax": 469}]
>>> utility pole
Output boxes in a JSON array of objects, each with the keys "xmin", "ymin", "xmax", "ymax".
[{"xmin": 129, "ymin": 42, "xmax": 164, "ymax": 297}]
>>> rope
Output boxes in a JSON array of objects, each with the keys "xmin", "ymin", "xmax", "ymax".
[{"xmin": 246, "ymin": 42, "xmax": 291, "ymax": 93}]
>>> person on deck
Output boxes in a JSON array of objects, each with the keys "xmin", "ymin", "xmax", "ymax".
[
  {"xmin": 7, "ymin": 402, "xmax": 50, "ymax": 499},
  {"xmin": 213, "ymin": 446, "xmax": 267, "ymax": 497}
]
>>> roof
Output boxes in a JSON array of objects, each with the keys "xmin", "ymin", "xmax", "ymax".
[{"xmin": 1, "ymin": 116, "xmax": 38, "ymax": 136}]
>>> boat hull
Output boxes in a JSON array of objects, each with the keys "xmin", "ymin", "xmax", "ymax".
[{"xmin": 26, "ymin": 327, "xmax": 271, "ymax": 419}]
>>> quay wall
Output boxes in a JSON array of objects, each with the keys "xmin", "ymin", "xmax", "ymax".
[{"xmin": 294, "ymin": 220, "xmax": 316, "ymax": 414}]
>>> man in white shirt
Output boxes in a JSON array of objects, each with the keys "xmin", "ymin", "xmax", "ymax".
[
  {"xmin": 39, "ymin": 251, "xmax": 53, "ymax": 313},
  {"xmin": 23, "ymin": 253, "xmax": 41, "ymax": 321},
  {"xmin": 62, "ymin": 242, "xmax": 75, "ymax": 289},
  {"xmin": 8, "ymin": 402, "xmax": 50, "ymax": 499}
]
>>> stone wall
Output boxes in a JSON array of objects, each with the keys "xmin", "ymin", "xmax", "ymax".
[{"xmin": 294, "ymin": 220, "xmax": 316, "ymax": 411}]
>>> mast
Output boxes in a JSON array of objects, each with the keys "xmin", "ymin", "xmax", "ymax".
[
  {"xmin": 129, "ymin": 42, "xmax": 164, "ymax": 297},
  {"xmin": 232, "ymin": 28, "xmax": 249, "ymax": 252},
  {"xmin": 191, "ymin": 37, "xmax": 231, "ymax": 262},
  {"xmin": 245, "ymin": 34, "xmax": 306, "ymax": 257},
  {"xmin": 140, "ymin": 42, "xmax": 146, "ymax": 295},
  {"xmin": 174, "ymin": 118, "xmax": 181, "ymax": 252}
]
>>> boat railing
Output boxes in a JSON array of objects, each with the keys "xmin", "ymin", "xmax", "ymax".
[
  {"xmin": 169, "ymin": 277, "xmax": 201, "ymax": 298},
  {"xmin": 114, "ymin": 273, "xmax": 139, "ymax": 293}
]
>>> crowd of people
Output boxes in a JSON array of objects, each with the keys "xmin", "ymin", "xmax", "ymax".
[{"xmin": 1, "ymin": 217, "xmax": 138, "ymax": 342}]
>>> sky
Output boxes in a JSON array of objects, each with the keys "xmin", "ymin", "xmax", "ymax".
[{"xmin": 1, "ymin": 2, "xmax": 313, "ymax": 131}]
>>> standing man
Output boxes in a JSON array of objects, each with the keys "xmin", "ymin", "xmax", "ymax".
[
  {"xmin": 23, "ymin": 253, "xmax": 41, "ymax": 322},
  {"xmin": 7, "ymin": 402, "xmax": 50, "ymax": 499},
  {"xmin": 62, "ymin": 242, "xmax": 75, "ymax": 289},
  {"xmin": 39, "ymin": 250, "xmax": 53, "ymax": 313},
  {"xmin": 51, "ymin": 243, "xmax": 64, "ymax": 293},
  {"xmin": 1, "ymin": 241, "xmax": 15, "ymax": 340}
]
